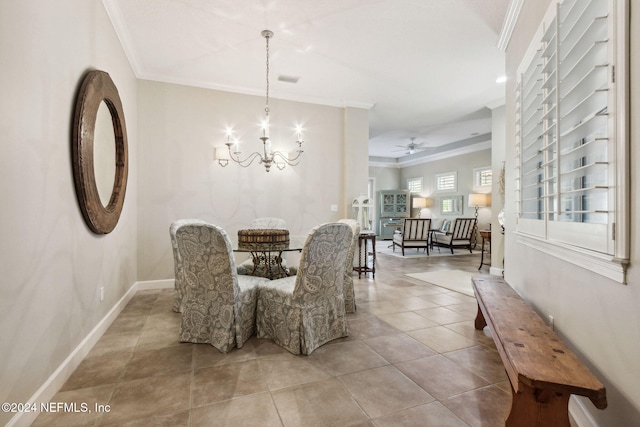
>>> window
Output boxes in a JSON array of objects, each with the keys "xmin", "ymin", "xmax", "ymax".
[
  {"xmin": 474, "ymin": 167, "xmax": 492, "ymax": 191},
  {"xmin": 435, "ymin": 172, "xmax": 457, "ymax": 192},
  {"xmin": 406, "ymin": 177, "xmax": 423, "ymax": 193},
  {"xmin": 514, "ymin": 0, "xmax": 629, "ymax": 283}
]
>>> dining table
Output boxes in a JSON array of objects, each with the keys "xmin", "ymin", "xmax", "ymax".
[{"xmin": 233, "ymin": 236, "xmax": 305, "ymax": 279}]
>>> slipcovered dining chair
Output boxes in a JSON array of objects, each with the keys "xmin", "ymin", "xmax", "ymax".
[
  {"xmin": 338, "ymin": 218, "xmax": 360, "ymax": 313},
  {"xmin": 256, "ymin": 223, "xmax": 353, "ymax": 355},
  {"xmin": 170, "ymin": 218, "xmax": 206, "ymax": 313},
  {"xmin": 176, "ymin": 221, "xmax": 269, "ymax": 353}
]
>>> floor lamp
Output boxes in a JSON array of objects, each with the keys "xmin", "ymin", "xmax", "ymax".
[
  {"xmin": 412, "ymin": 197, "xmax": 429, "ymax": 218},
  {"xmin": 468, "ymin": 193, "xmax": 490, "ymax": 248},
  {"xmin": 468, "ymin": 193, "xmax": 490, "ymax": 219}
]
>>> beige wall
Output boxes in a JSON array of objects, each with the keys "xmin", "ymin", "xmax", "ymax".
[
  {"xmin": 343, "ymin": 107, "xmax": 371, "ymax": 216},
  {"xmin": 0, "ymin": 1, "xmax": 138, "ymax": 425},
  {"xmin": 504, "ymin": 1, "xmax": 640, "ymax": 425},
  {"xmin": 369, "ymin": 149, "xmax": 492, "ymax": 235},
  {"xmin": 399, "ymin": 149, "xmax": 493, "ymax": 228},
  {"xmin": 369, "ymin": 165, "xmax": 401, "ymax": 191},
  {"xmin": 136, "ymin": 81, "xmax": 369, "ymax": 281}
]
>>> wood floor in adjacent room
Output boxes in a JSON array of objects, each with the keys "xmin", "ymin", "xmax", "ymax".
[{"xmin": 34, "ymin": 249, "xmax": 511, "ymax": 427}]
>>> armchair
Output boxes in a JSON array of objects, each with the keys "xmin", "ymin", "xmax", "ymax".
[
  {"xmin": 431, "ymin": 217, "xmax": 477, "ymax": 254},
  {"xmin": 256, "ymin": 223, "xmax": 352, "ymax": 355},
  {"xmin": 392, "ymin": 218, "xmax": 431, "ymax": 256}
]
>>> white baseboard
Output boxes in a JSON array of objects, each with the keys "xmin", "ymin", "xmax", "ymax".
[
  {"xmin": 569, "ymin": 396, "xmax": 601, "ymax": 427},
  {"xmin": 7, "ymin": 280, "xmax": 173, "ymax": 427},
  {"xmin": 489, "ymin": 266, "xmax": 504, "ymax": 276},
  {"xmin": 137, "ymin": 278, "xmax": 174, "ymax": 290}
]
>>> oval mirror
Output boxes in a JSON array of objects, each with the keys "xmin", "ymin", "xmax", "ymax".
[
  {"xmin": 72, "ymin": 70, "xmax": 128, "ymax": 234},
  {"xmin": 94, "ymin": 101, "xmax": 116, "ymax": 206}
]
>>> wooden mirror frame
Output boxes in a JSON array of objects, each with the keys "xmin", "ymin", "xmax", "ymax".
[{"xmin": 72, "ymin": 70, "xmax": 128, "ymax": 234}]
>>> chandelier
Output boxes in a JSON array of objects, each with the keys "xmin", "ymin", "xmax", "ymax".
[{"xmin": 216, "ymin": 30, "xmax": 304, "ymax": 172}]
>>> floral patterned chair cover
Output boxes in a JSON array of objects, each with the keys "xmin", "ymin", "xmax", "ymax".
[
  {"xmin": 170, "ymin": 218, "xmax": 206, "ymax": 313},
  {"xmin": 255, "ymin": 222, "xmax": 353, "ymax": 355},
  {"xmin": 176, "ymin": 222, "xmax": 269, "ymax": 352},
  {"xmin": 338, "ymin": 219, "xmax": 360, "ymax": 313}
]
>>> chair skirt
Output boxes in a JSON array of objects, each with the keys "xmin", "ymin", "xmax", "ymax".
[
  {"xmin": 179, "ymin": 275, "xmax": 263, "ymax": 353},
  {"xmin": 256, "ymin": 277, "xmax": 349, "ymax": 355}
]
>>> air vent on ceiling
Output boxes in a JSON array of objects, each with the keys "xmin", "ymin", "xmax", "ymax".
[{"xmin": 277, "ymin": 74, "xmax": 300, "ymax": 84}]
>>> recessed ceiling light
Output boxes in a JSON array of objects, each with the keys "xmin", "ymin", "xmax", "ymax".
[{"xmin": 496, "ymin": 75, "xmax": 507, "ymax": 83}]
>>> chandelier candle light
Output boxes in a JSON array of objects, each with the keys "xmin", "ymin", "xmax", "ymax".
[{"xmin": 215, "ymin": 30, "xmax": 304, "ymax": 172}]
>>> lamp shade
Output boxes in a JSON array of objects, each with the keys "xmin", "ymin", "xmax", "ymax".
[
  {"xmin": 214, "ymin": 147, "xmax": 229, "ymax": 160},
  {"xmin": 412, "ymin": 197, "xmax": 428, "ymax": 209},
  {"xmin": 468, "ymin": 193, "xmax": 490, "ymax": 207}
]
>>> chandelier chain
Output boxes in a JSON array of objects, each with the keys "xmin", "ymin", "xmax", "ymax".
[
  {"xmin": 217, "ymin": 29, "xmax": 304, "ymax": 172},
  {"xmin": 265, "ymin": 33, "xmax": 270, "ymax": 117}
]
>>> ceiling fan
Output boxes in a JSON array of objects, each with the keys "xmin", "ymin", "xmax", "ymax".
[{"xmin": 394, "ymin": 137, "xmax": 429, "ymax": 155}]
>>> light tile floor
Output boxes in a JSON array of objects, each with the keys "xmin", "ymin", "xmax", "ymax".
[{"xmin": 34, "ymin": 249, "xmax": 511, "ymax": 426}]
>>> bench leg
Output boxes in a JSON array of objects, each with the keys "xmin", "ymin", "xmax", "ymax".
[
  {"xmin": 474, "ymin": 304, "xmax": 487, "ymax": 330},
  {"xmin": 507, "ymin": 383, "xmax": 571, "ymax": 427}
]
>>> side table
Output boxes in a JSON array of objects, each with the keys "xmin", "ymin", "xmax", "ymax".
[
  {"xmin": 354, "ymin": 232, "xmax": 376, "ymax": 279},
  {"xmin": 478, "ymin": 229, "xmax": 491, "ymax": 270}
]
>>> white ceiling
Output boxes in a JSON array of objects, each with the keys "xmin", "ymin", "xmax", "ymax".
[{"xmin": 103, "ymin": 0, "xmax": 509, "ymax": 161}]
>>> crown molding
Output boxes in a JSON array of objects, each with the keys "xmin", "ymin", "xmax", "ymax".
[
  {"xmin": 368, "ymin": 159, "xmax": 401, "ymax": 169},
  {"xmin": 397, "ymin": 140, "xmax": 492, "ymax": 168},
  {"xmin": 369, "ymin": 139, "xmax": 492, "ymax": 169},
  {"xmin": 497, "ymin": 0, "xmax": 525, "ymax": 52},
  {"xmin": 102, "ymin": 0, "xmax": 142, "ymax": 76},
  {"xmin": 138, "ymin": 71, "xmax": 375, "ymax": 110},
  {"xmin": 102, "ymin": 1, "xmax": 375, "ymax": 110}
]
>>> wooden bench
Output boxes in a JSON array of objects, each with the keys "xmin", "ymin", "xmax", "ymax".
[{"xmin": 472, "ymin": 275, "xmax": 607, "ymax": 427}]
